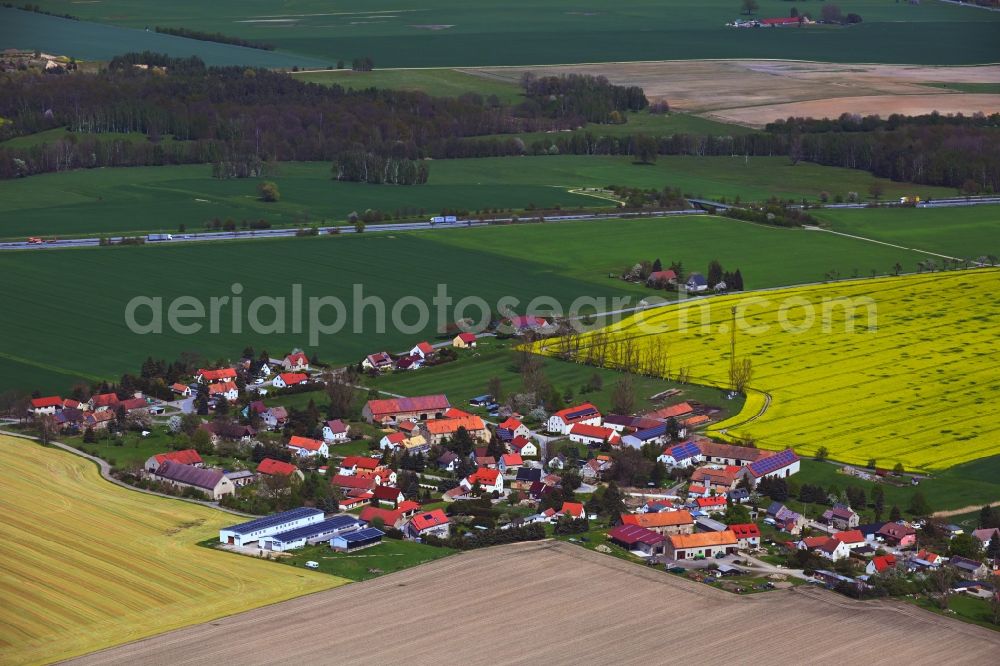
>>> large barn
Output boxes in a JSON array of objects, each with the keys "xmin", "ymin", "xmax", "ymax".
[
  {"xmin": 219, "ymin": 507, "xmax": 324, "ymax": 547},
  {"xmin": 261, "ymin": 515, "xmax": 365, "ymax": 552}
]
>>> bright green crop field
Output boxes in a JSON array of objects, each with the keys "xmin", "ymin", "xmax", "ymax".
[
  {"xmin": 294, "ymin": 69, "xmax": 525, "ymax": 104},
  {"xmin": 0, "ymin": 157, "xmax": 957, "ymax": 239},
  {"xmin": 27, "ymin": 0, "xmax": 1000, "ymax": 66},
  {"xmin": 814, "ymin": 205, "xmax": 1000, "ymax": 261},
  {"xmin": 0, "ymin": 215, "xmax": 931, "ymax": 394}
]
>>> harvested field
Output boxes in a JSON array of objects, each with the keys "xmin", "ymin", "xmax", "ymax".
[
  {"xmin": 0, "ymin": 436, "xmax": 343, "ymax": 664},
  {"xmin": 716, "ymin": 93, "xmax": 1000, "ymax": 127},
  {"xmin": 471, "ymin": 60, "xmax": 1000, "ymax": 126},
  {"xmin": 71, "ymin": 541, "xmax": 1000, "ymax": 664}
]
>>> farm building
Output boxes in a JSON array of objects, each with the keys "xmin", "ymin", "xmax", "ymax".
[
  {"xmin": 737, "ymin": 449, "xmax": 800, "ymax": 486},
  {"xmin": 331, "ymin": 527, "xmax": 385, "ymax": 552},
  {"xmin": 144, "ymin": 449, "xmax": 202, "ymax": 473},
  {"xmin": 620, "ymin": 510, "xmax": 694, "ymax": 536},
  {"xmin": 568, "ymin": 423, "xmax": 621, "ymax": 447},
  {"xmin": 362, "ymin": 394, "xmax": 450, "ymax": 424},
  {"xmin": 604, "ymin": 414, "xmax": 661, "ymax": 432},
  {"xmin": 30, "ymin": 396, "xmax": 63, "ymax": 415},
  {"xmin": 646, "ymin": 402, "xmax": 693, "ymax": 421},
  {"xmin": 547, "ymin": 403, "xmax": 601, "ymax": 435},
  {"xmin": 452, "ymin": 332, "xmax": 477, "ymax": 348},
  {"xmin": 608, "ymin": 524, "xmax": 666, "ymax": 556},
  {"xmin": 261, "ymin": 515, "xmax": 364, "ymax": 552},
  {"xmin": 422, "ymin": 415, "xmax": 488, "ymax": 445},
  {"xmin": 666, "ymin": 530, "xmax": 738, "ymax": 560},
  {"xmin": 729, "ymin": 523, "xmax": 761, "ymax": 549},
  {"xmin": 152, "ymin": 461, "xmax": 235, "ymax": 500},
  {"xmin": 697, "ymin": 440, "xmax": 773, "ymax": 466},
  {"xmin": 225, "ymin": 470, "xmax": 256, "ymax": 487},
  {"xmin": 621, "ymin": 423, "xmax": 670, "ymax": 449},
  {"xmin": 89, "ymin": 393, "xmax": 120, "ymax": 411},
  {"xmin": 219, "ymin": 507, "xmax": 324, "ymax": 547}
]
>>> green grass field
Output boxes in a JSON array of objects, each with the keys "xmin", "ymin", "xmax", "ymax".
[
  {"xmin": 0, "ymin": 157, "xmax": 957, "ymax": 239},
  {"xmin": 367, "ymin": 338, "xmax": 745, "ymax": 421},
  {"xmin": 794, "ymin": 458, "xmax": 1000, "ymax": 514},
  {"xmin": 814, "ymin": 205, "xmax": 1000, "ymax": 261},
  {"xmin": 0, "ymin": 215, "xmax": 933, "ymax": 394},
  {"xmin": 26, "ymin": 0, "xmax": 1000, "ymax": 66},
  {"xmin": 277, "ymin": 538, "xmax": 455, "ymax": 581},
  {"xmin": 0, "ymin": 7, "xmax": 326, "ymax": 68}
]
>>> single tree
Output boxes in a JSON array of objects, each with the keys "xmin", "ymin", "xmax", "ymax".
[
  {"xmin": 741, "ymin": 0, "xmax": 759, "ymax": 16},
  {"xmin": 257, "ymin": 181, "xmax": 280, "ymax": 202},
  {"xmin": 815, "ymin": 446, "xmax": 829, "ymax": 462},
  {"xmin": 908, "ymin": 491, "xmax": 931, "ymax": 517},
  {"xmin": 611, "ymin": 375, "xmax": 636, "ymax": 415}
]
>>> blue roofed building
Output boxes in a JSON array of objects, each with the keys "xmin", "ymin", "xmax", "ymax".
[
  {"xmin": 737, "ymin": 448, "xmax": 800, "ymax": 487},
  {"xmin": 621, "ymin": 423, "xmax": 670, "ymax": 449},
  {"xmin": 219, "ymin": 507, "xmax": 325, "ymax": 547},
  {"xmin": 331, "ymin": 527, "xmax": 385, "ymax": 552},
  {"xmin": 262, "ymin": 514, "xmax": 365, "ymax": 552},
  {"xmin": 657, "ymin": 441, "xmax": 704, "ymax": 468}
]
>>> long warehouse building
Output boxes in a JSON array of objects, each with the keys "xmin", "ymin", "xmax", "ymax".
[
  {"xmin": 262, "ymin": 515, "xmax": 365, "ymax": 552},
  {"xmin": 219, "ymin": 507, "xmax": 325, "ymax": 547}
]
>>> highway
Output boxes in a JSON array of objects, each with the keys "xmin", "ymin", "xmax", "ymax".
[
  {"xmin": 2, "ymin": 195, "xmax": 998, "ymax": 252},
  {"xmin": 0, "ymin": 209, "xmax": 703, "ymax": 251}
]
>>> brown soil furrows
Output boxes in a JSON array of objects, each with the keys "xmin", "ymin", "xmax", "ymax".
[{"xmin": 70, "ymin": 541, "xmax": 1000, "ymax": 665}]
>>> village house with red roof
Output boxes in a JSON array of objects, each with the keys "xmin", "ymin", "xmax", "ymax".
[
  {"xmin": 568, "ymin": 423, "xmax": 621, "ymax": 447},
  {"xmin": 287, "ymin": 435, "xmax": 328, "ymax": 458},
  {"xmin": 196, "ymin": 367, "xmax": 236, "ymax": 384},
  {"xmin": 256, "ymin": 458, "xmax": 304, "ymax": 480},
  {"xmin": 281, "ymin": 351, "xmax": 309, "ymax": 372},
  {"xmin": 546, "ymin": 402, "xmax": 601, "ymax": 435},
  {"xmin": 406, "ymin": 509, "xmax": 451, "ymax": 539},
  {"xmin": 144, "ymin": 449, "xmax": 203, "ymax": 473},
  {"xmin": 452, "ymin": 332, "xmax": 477, "ymax": 348},
  {"xmin": 273, "ymin": 372, "xmax": 309, "ymax": 389},
  {"xmin": 362, "ymin": 394, "xmax": 450, "ymax": 424},
  {"xmin": 460, "ymin": 467, "xmax": 504, "ymax": 494}
]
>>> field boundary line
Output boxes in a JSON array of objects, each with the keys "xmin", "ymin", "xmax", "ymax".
[
  {"xmin": 0, "ymin": 429, "xmax": 255, "ymax": 517},
  {"xmin": 812, "ymin": 227, "xmax": 966, "ymax": 262}
]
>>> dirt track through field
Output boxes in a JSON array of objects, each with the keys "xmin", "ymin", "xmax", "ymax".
[{"xmin": 72, "ymin": 541, "xmax": 1000, "ymax": 665}]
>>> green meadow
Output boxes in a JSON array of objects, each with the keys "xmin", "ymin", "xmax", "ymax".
[
  {"xmin": 26, "ymin": 0, "xmax": 1000, "ymax": 66},
  {"xmin": 0, "ymin": 157, "xmax": 957, "ymax": 239},
  {"xmin": 814, "ymin": 205, "xmax": 1000, "ymax": 261},
  {"xmin": 0, "ymin": 215, "xmax": 931, "ymax": 393}
]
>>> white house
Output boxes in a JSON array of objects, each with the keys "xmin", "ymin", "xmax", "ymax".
[
  {"xmin": 510, "ymin": 435, "xmax": 538, "ymax": 458},
  {"xmin": 410, "ymin": 341, "xmax": 435, "ymax": 359},
  {"xmin": 282, "ymin": 352, "xmax": 310, "ymax": 372},
  {"xmin": 461, "ymin": 468, "xmax": 504, "ymax": 494},
  {"xmin": 737, "ymin": 449, "xmax": 800, "ymax": 487},
  {"xmin": 287, "ymin": 435, "xmax": 329, "ymax": 458},
  {"xmin": 208, "ymin": 382, "xmax": 239, "ymax": 402},
  {"xmin": 362, "ymin": 352, "xmax": 393, "ymax": 372},
  {"xmin": 658, "ymin": 441, "xmax": 703, "ymax": 468},
  {"xmin": 322, "ymin": 419, "xmax": 350, "ymax": 443},
  {"xmin": 273, "ymin": 372, "xmax": 309, "ymax": 389},
  {"xmin": 30, "ymin": 396, "xmax": 63, "ymax": 415},
  {"xmin": 546, "ymin": 403, "xmax": 601, "ymax": 435},
  {"xmin": 498, "ymin": 417, "xmax": 531, "ymax": 440}
]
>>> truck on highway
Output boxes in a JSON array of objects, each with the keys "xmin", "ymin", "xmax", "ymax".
[
  {"xmin": 147, "ymin": 233, "xmax": 173, "ymax": 241},
  {"xmin": 27, "ymin": 237, "xmax": 42, "ymax": 244}
]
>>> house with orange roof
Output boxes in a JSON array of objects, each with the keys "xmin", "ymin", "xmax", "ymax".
[
  {"xmin": 421, "ymin": 415, "xmax": 488, "ymax": 445},
  {"xmin": 88, "ymin": 392, "xmax": 120, "ymax": 412},
  {"xmin": 170, "ymin": 383, "xmax": 192, "ymax": 397},
  {"xmin": 620, "ymin": 510, "xmax": 695, "ymax": 536},
  {"xmin": 405, "ymin": 509, "xmax": 451, "ymax": 539},
  {"xmin": 256, "ymin": 458, "xmax": 304, "ymax": 480},
  {"xmin": 694, "ymin": 495, "xmax": 728, "ymax": 513},
  {"xmin": 208, "ymin": 382, "xmax": 239, "ymax": 402},
  {"xmin": 287, "ymin": 435, "xmax": 328, "ymax": 458},
  {"xmin": 338, "ymin": 456, "xmax": 382, "ymax": 476},
  {"xmin": 498, "ymin": 453, "xmax": 524, "ymax": 474},
  {"xmin": 460, "ymin": 467, "xmax": 504, "ymax": 494},
  {"xmin": 499, "ymin": 416, "xmax": 530, "ymax": 439},
  {"xmin": 359, "ymin": 505, "xmax": 409, "ymax": 529},
  {"xmin": 273, "ymin": 372, "xmax": 309, "ymax": 389},
  {"xmin": 729, "ymin": 523, "xmax": 761, "ymax": 548},
  {"xmin": 867, "ymin": 554, "xmax": 899, "ymax": 575},
  {"xmin": 410, "ymin": 341, "xmax": 435, "ymax": 359},
  {"xmin": 647, "ymin": 402, "xmax": 693, "ymax": 421},
  {"xmin": 196, "ymin": 367, "xmax": 236, "ymax": 384},
  {"xmin": 835, "ymin": 529, "xmax": 866, "ymax": 550},
  {"xmin": 666, "ymin": 530, "xmax": 738, "ymax": 559},
  {"xmin": 546, "ymin": 402, "xmax": 601, "ymax": 435},
  {"xmin": 30, "ymin": 396, "xmax": 63, "ymax": 415},
  {"xmin": 568, "ymin": 423, "xmax": 621, "ymax": 447}
]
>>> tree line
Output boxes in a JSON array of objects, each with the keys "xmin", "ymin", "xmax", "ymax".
[{"xmin": 153, "ymin": 26, "xmax": 275, "ymax": 51}]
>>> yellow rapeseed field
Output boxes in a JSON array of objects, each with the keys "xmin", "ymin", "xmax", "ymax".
[
  {"xmin": 0, "ymin": 436, "xmax": 345, "ymax": 665},
  {"xmin": 544, "ymin": 269, "xmax": 1000, "ymax": 471}
]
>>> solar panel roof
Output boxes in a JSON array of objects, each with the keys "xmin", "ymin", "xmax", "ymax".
[
  {"xmin": 270, "ymin": 515, "xmax": 362, "ymax": 543},
  {"xmin": 749, "ymin": 449, "xmax": 798, "ymax": 476},
  {"xmin": 341, "ymin": 527, "xmax": 385, "ymax": 542},
  {"xmin": 223, "ymin": 507, "xmax": 323, "ymax": 534}
]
